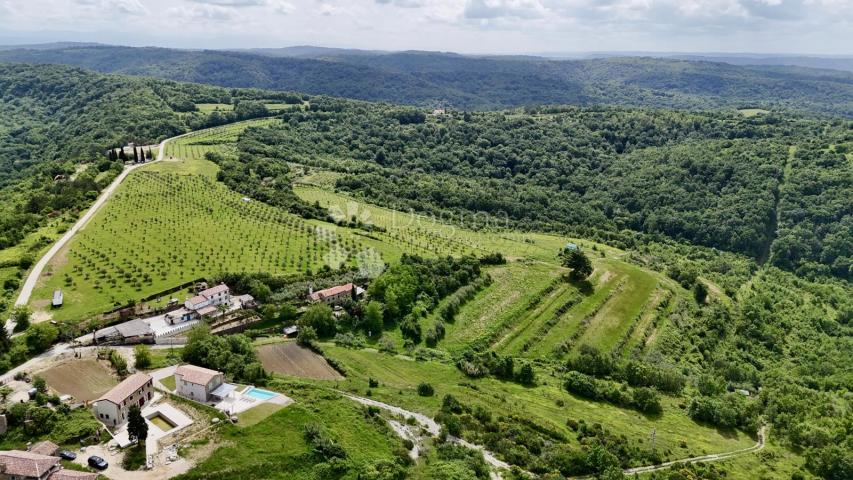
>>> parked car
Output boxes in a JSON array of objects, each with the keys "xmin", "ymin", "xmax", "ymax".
[
  {"xmin": 87, "ymin": 456, "xmax": 108, "ymax": 470},
  {"xmin": 58, "ymin": 450, "xmax": 76, "ymax": 461}
]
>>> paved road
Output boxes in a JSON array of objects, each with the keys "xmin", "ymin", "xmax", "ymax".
[{"xmin": 6, "ymin": 135, "xmax": 179, "ymax": 333}]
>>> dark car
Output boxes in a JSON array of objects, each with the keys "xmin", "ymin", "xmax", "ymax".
[
  {"xmin": 87, "ymin": 456, "xmax": 108, "ymax": 470},
  {"xmin": 58, "ymin": 450, "xmax": 77, "ymax": 461}
]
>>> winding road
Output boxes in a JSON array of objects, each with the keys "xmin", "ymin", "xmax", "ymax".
[{"xmin": 6, "ymin": 134, "xmax": 182, "ymax": 333}]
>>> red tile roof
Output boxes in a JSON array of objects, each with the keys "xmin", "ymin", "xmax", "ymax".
[
  {"xmin": 0, "ymin": 450, "xmax": 59, "ymax": 478},
  {"xmin": 197, "ymin": 305, "xmax": 218, "ymax": 316},
  {"xmin": 200, "ymin": 284, "xmax": 229, "ymax": 298},
  {"xmin": 97, "ymin": 373, "xmax": 151, "ymax": 405},
  {"xmin": 49, "ymin": 469, "xmax": 99, "ymax": 480},
  {"xmin": 310, "ymin": 283, "xmax": 355, "ymax": 301},
  {"xmin": 29, "ymin": 440, "xmax": 59, "ymax": 456},
  {"xmin": 187, "ymin": 295, "xmax": 207, "ymax": 306},
  {"xmin": 175, "ymin": 365, "xmax": 222, "ymax": 386}
]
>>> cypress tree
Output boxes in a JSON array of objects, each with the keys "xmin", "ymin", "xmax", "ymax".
[{"xmin": 133, "ymin": 147, "xmax": 139, "ymax": 163}]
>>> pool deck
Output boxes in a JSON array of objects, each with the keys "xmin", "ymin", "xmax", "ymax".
[
  {"xmin": 112, "ymin": 401, "xmax": 194, "ymax": 456},
  {"xmin": 215, "ymin": 385, "xmax": 292, "ymax": 415},
  {"xmin": 151, "ymin": 366, "xmax": 293, "ymax": 416}
]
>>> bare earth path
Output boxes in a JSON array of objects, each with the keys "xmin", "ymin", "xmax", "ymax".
[
  {"xmin": 6, "ymin": 134, "xmax": 182, "ymax": 333},
  {"xmin": 342, "ymin": 391, "xmax": 767, "ymax": 480}
]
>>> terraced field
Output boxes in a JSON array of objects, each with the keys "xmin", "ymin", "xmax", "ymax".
[{"xmin": 438, "ymin": 262, "xmax": 564, "ymax": 353}]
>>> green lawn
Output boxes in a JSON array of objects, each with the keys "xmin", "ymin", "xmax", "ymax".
[
  {"xmin": 237, "ymin": 402, "xmax": 285, "ymax": 427},
  {"xmin": 160, "ymin": 375, "xmax": 176, "ymax": 391}
]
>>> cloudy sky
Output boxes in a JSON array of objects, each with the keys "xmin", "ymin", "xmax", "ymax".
[{"xmin": 0, "ymin": 0, "xmax": 851, "ymax": 55}]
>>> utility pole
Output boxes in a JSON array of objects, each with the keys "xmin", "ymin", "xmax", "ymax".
[{"xmin": 651, "ymin": 428, "xmax": 656, "ymax": 451}]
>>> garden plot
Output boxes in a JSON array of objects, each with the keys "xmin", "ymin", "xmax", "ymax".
[
  {"xmin": 257, "ymin": 342, "xmax": 343, "ymax": 380},
  {"xmin": 39, "ymin": 358, "xmax": 117, "ymax": 402}
]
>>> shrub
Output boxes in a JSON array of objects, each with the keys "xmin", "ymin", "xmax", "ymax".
[{"xmin": 417, "ymin": 382, "xmax": 434, "ymax": 397}]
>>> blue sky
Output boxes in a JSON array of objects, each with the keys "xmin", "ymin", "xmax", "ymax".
[{"xmin": 0, "ymin": 0, "xmax": 851, "ymax": 55}]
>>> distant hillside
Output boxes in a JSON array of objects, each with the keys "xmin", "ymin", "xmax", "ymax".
[
  {"xmin": 0, "ymin": 45, "xmax": 852, "ymax": 115},
  {"xmin": 672, "ymin": 54, "xmax": 853, "ymax": 73}
]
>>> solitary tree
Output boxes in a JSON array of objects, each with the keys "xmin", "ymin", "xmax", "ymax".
[
  {"xmin": 560, "ymin": 248, "xmax": 593, "ymax": 281},
  {"xmin": 127, "ymin": 405, "xmax": 148, "ymax": 445},
  {"xmin": 363, "ymin": 301, "xmax": 384, "ymax": 336},
  {"xmin": 133, "ymin": 344, "xmax": 151, "ymax": 370},
  {"xmin": 11, "ymin": 306, "xmax": 31, "ymax": 332}
]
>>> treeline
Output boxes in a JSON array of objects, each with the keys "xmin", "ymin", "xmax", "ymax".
[
  {"xmin": 181, "ymin": 326, "xmax": 267, "ymax": 384},
  {"xmin": 367, "ymin": 255, "xmax": 482, "ymax": 344}
]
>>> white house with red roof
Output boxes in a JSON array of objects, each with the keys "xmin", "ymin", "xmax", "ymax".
[
  {"xmin": 174, "ymin": 365, "xmax": 229, "ymax": 403},
  {"xmin": 308, "ymin": 283, "xmax": 365, "ymax": 305},
  {"xmin": 184, "ymin": 284, "xmax": 232, "ymax": 317},
  {"xmin": 92, "ymin": 373, "xmax": 154, "ymax": 427}
]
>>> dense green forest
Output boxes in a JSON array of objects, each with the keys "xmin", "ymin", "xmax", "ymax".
[
  {"xmin": 220, "ymin": 101, "xmax": 852, "ymax": 278},
  {"xmin": 1, "ymin": 46, "xmax": 852, "ymax": 115}
]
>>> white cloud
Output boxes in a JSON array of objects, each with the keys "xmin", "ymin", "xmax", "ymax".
[
  {"xmin": 0, "ymin": 0, "xmax": 849, "ymax": 54},
  {"xmin": 185, "ymin": 0, "xmax": 265, "ymax": 6},
  {"xmin": 74, "ymin": 0, "xmax": 147, "ymax": 15},
  {"xmin": 464, "ymin": 0, "xmax": 547, "ymax": 20}
]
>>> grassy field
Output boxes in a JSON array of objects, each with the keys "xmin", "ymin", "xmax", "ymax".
[
  {"xmin": 322, "ymin": 346, "xmax": 757, "ymax": 464},
  {"xmin": 294, "ymin": 185, "xmax": 606, "ymax": 264},
  {"xmin": 195, "ymin": 103, "xmax": 233, "ymax": 113}
]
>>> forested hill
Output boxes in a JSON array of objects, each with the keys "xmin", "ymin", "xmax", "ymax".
[
  {"xmin": 1, "ymin": 45, "xmax": 852, "ymax": 116},
  {"xmin": 0, "ymin": 63, "xmax": 297, "ymax": 253},
  {"xmin": 231, "ymin": 100, "xmax": 852, "ymax": 279}
]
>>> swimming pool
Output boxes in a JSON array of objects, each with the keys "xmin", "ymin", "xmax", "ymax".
[{"xmin": 245, "ymin": 387, "xmax": 277, "ymax": 400}]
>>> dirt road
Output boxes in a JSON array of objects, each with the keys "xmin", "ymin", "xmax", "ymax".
[
  {"xmin": 6, "ymin": 135, "xmax": 179, "ymax": 333},
  {"xmin": 343, "ymin": 392, "xmax": 767, "ymax": 479}
]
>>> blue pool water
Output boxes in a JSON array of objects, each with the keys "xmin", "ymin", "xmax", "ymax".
[{"xmin": 245, "ymin": 387, "xmax": 277, "ymax": 400}]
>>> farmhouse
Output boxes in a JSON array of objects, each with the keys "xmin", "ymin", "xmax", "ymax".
[
  {"xmin": 0, "ymin": 450, "xmax": 60, "ymax": 480},
  {"xmin": 185, "ymin": 284, "xmax": 231, "ymax": 311},
  {"xmin": 165, "ymin": 307, "xmax": 195, "ymax": 325},
  {"xmin": 174, "ymin": 365, "xmax": 232, "ymax": 403},
  {"xmin": 0, "ymin": 450, "xmax": 98, "ymax": 480},
  {"xmin": 308, "ymin": 283, "xmax": 364, "ymax": 305},
  {"xmin": 27, "ymin": 441, "xmax": 58, "ymax": 457},
  {"xmin": 92, "ymin": 319, "xmax": 154, "ymax": 345},
  {"xmin": 92, "ymin": 373, "xmax": 154, "ymax": 427}
]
